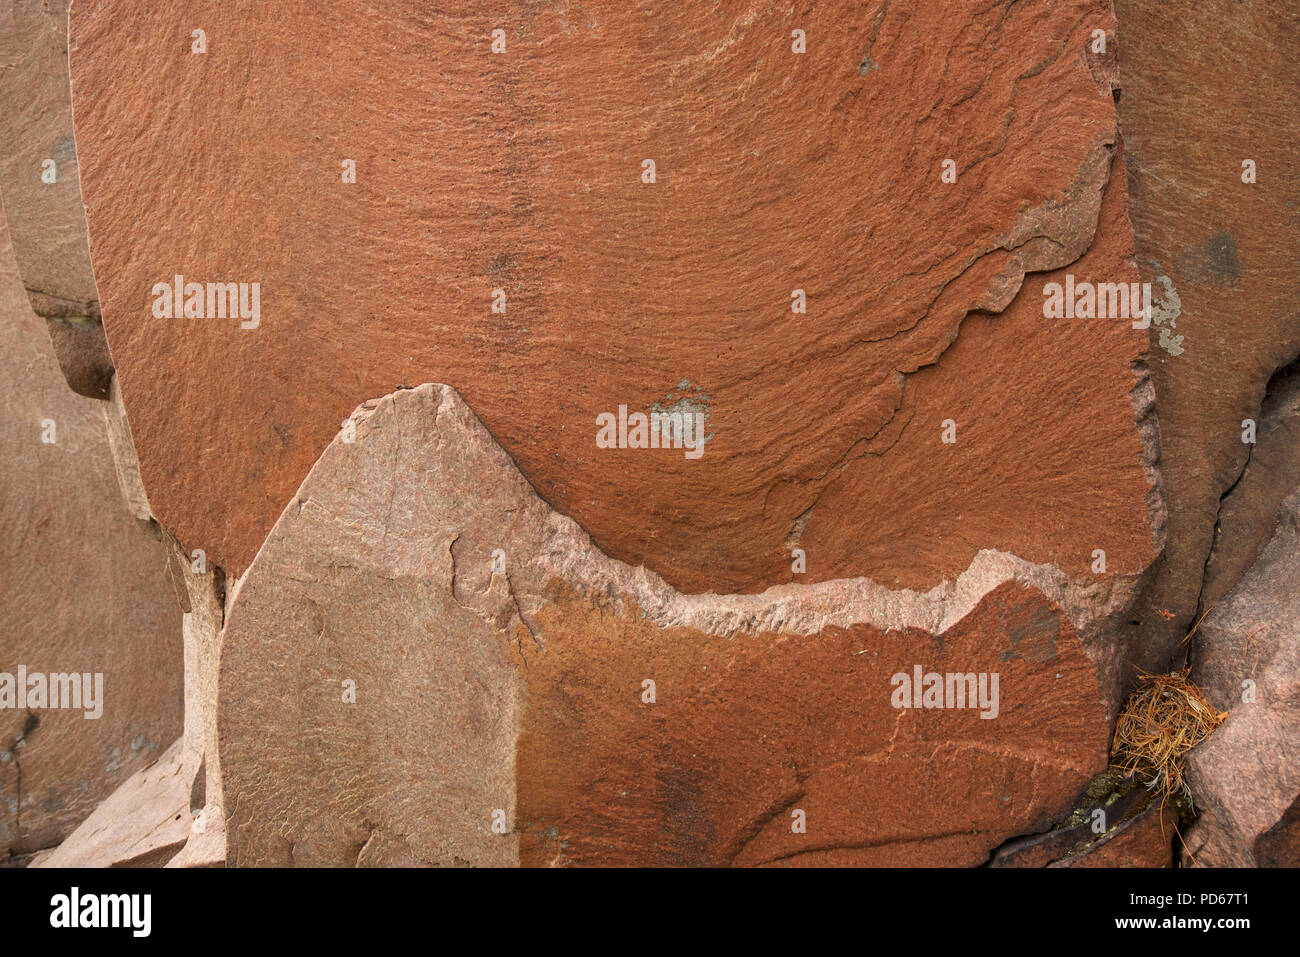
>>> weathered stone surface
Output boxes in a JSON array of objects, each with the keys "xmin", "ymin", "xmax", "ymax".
[
  {"xmin": 0, "ymin": 0, "xmax": 112, "ymax": 398},
  {"xmin": 219, "ymin": 384, "xmax": 1116, "ymax": 866},
  {"xmin": 1200, "ymin": 361, "xmax": 1300, "ymax": 612},
  {"xmin": 521, "ymin": 580, "xmax": 1103, "ymax": 867},
  {"xmin": 987, "ymin": 773, "xmax": 1176, "ymax": 868},
  {"xmin": 25, "ymin": 379, "xmax": 232, "ymax": 867},
  {"xmin": 0, "ymin": 201, "xmax": 183, "ymax": 860},
  {"xmin": 1181, "ymin": 490, "xmax": 1300, "ymax": 867},
  {"xmin": 33, "ymin": 388, "xmax": 230, "ymax": 867},
  {"xmin": 101, "ymin": 375, "xmax": 154, "ymax": 522},
  {"xmin": 1253, "ymin": 796, "xmax": 1299, "ymax": 868},
  {"xmin": 162, "ymin": 530, "xmax": 227, "ymax": 868},
  {"xmin": 1053, "ymin": 799, "xmax": 1175, "ymax": 868},
  {"xmin": 33, "ymin": 738, "xmax": 190, "ymax": 868},
  {"xmin": 987, "ymin": 822, "xmax": 1087, "ymax": 868},
  {"xmin": 1113, "ymin": 0, "xmax": 1300, "ymax": 671},
  {"xmin": 164, "ymin": 805, "xmax": 225, "ymax": 867},
  {"xmin": 70, "ymin": 0, "xmax": 1156, "ymax": 598}
]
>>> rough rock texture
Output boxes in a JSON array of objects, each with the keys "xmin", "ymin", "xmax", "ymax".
[
  {"xmin": 33, "ymin": 738, "xmax": 190, "ymax": 868},
  {"xmin": 1052, "ymin": 800, "xmax": 1176, "ymax": 868},
  {"xmin": 1253, "ymin": 796, "xmax": 1299, "ymax": 868},
  {"xmin": 0, "ymin": 200, "xmax": 183, "ymax": 860},
  {"xmin": 28, "ymin": 388, "xmax": 227, "ymax": 868},
  {"xmin": 0, "ymin": 0, "xmax": 113, "ymax": 398},
  {"xmin": 161, "ymin": 531, "xmax": 227, "ymax": 867},
  {"xmin": 1113, "ymin": 0, "xmax": 1300, "ymax": 673},
  {"xmin": 1180, "ymin": 490, "xmax": 1300, "ymax": 867},
  {"xmin": 521, "ymin": 580, "xmax": 1103, "ymax": 867},
  {"xmin": 987, "ymin": 773, "xmax": 1176, "ymax": 868},
  {"xmin": 70, "ymin": 0, "xmax": 1157, "ymax": 599},
  {"xmin": 1199, "ymin": 361, "xmax": 1300, "ymax": 612},
  {"xmin": 218, "ymin": 384, "xmax": 1117, "ymax": 866},
  {"xmin": 21, "ymin": 0, "xmax": 1291, "ymax": 871},
  {"xmin": 101, "ymin": 375, "xmax": 154, "ymax": 522}
]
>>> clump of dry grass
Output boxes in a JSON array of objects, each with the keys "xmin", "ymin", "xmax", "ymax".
[{"xmin": 1111, "ymin": 667, "xmax": 1227, "ymax": 807}]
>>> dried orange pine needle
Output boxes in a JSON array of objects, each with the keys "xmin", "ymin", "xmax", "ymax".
[{"xmin": 1110, "ymin": 667, "xmax": 1227, "ymax": 807}]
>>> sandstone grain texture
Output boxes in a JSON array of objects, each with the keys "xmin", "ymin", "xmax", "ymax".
[
  {"xmin": 1181, "ymin": 490, "xmax": 1300, "ymax": 867},
  {"xmin": 987, "ymin": 773, "xmax": 1176, "ymax": 868},
  {"xmin": 28, "ymin": 510, "xmax": 227, "ymax": 870},
  {"xmin": 1198, "ymin": 362, "xmax": 1300, "ymax": 613},
  {"xmin": 0, "ymin": 0, "xmax": 112, "ymax": 398},
  {"xmin": 14, "ymin": 0, "xmax": 1290, "ymax": 871},
  {"xmin": 33, "ymin": 737, "xmax": 191, "ymax": 868},
  {"xmin": 219, "ymin": 384, "xmax": 1114, "ymax": 866},
  {"xmin": 1252, "ymin": 797, "xmax": 1299, "ymax": 868},
  {"xmin": 70, "ymin": 0, "xmax": 1156, "ymax": 597},
  {"xmin": 1113, "ymin": 0, "xmax": 1300, "ymax": 673},
  {"xmin": 161, "ymin": 531, "xmax": 227, "ymax": 867},
  {"xmin": 0, "ymin": 201, "xmax": 182, "ymax": 861},
  {"xmin": 1052, "ymin": 800, "xmax": 1176, "ymax": 868}
]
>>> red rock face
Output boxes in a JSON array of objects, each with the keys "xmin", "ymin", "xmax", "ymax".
[
  {"xmin": 986, "ymin": 771, "xmax": 1178, "ymax": 868},
  {"xmin": 217, "ymin": 384, "xmax": 1110, "ymax": 867},
  {"xmin": 1114, "ymin": 0, "xmax": 1300, "ymax": 663},
  {"xmin": 69, "ymin": 0, "xmax": 1154, "ymax": 593},
  {"xmin": 7, "ymin": 0, "xmax": 1294, "ymax": 873},
  {"xmin": 1200, "ymin": 364, "xmax": 1300, "ymax": 613},
  {"xmin": 520, "ymin": 580, "xmax": 1105, "ymax": 867},
  {"xmin": 799, "ymin": 153, "xmax": 1157, "ymax": 592}
]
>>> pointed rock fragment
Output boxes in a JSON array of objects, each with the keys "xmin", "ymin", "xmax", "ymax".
[{"xmin": 218, "ymin": 384, "xmax": 1121, "ymax": 866}]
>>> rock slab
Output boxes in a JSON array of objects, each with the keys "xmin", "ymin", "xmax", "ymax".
[
  {"xmin": 70, "ymin": 0, "xmax": 1156, "ymax": 598},
  {"xmin": 0, "ymin": 199, "xmax": 182, "ymax": 859},
  {"xmin": 0, "ymin": 0, "xmax": 113, "ymax": 398},
  {"xmin": 218, "ymin": 384, "xmax": 1115, "ymax": 866}
]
